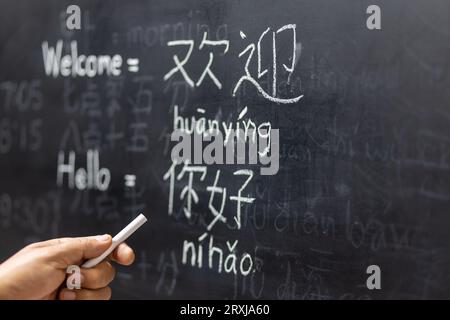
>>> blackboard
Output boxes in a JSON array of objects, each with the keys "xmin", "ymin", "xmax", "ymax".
[{"xmin": 1, "ymin": 0, "xmax": 450, "ymax": 299}]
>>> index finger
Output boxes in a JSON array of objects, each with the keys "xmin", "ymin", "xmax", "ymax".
[{"xmin": 45, "ymin": 235, "xmax": 112, "ymax": 267}]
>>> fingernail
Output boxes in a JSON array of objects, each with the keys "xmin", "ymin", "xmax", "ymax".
[
  {"xmin": 97, "ymin": 234, "xmax": 110, "ymax": 242},
  {"xmin": 61, "ymin": 291, "xmax": 76, "ymax": 300}
]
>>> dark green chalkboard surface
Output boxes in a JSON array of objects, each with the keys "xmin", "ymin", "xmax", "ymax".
[{"xmin": 0, "ymin": 0, "xmax": 449, "ymax": 299}]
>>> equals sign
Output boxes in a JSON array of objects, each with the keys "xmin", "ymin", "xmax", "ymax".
[
  {"xmin": 127, "ymin": 58, "xmax": 139, "ymax": 72},
  {"xmin": 124, "ymin": 174, "xmax": 136, "ymax": 187}
]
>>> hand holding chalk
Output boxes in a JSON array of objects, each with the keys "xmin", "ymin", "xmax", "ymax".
[{"xmin": 82, "ymin": 214, "xmax": 147, "ymax": 268}]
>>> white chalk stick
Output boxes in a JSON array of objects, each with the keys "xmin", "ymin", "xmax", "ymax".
[{"xmin": 82, "ymin": 214, "xmax": 147, "ymax": 268}]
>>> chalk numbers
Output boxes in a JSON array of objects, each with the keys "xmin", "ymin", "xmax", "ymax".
[
  {"xmin": 0, "ymin": 193, "xmax": 12, "ymax": 228},
  {"xmin": 0, "ymin": 119, "xmax": 12, "ymax": 154}
]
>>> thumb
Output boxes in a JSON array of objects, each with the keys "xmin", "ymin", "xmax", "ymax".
[{"xmin": 47, "ymin": 235, "xmax": 112, "ymax": 267}]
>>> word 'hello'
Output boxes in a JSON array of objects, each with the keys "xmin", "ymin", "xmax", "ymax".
[{"xmin": 56, "ymin": 149, "xmax": 111, "ymax": 191}]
